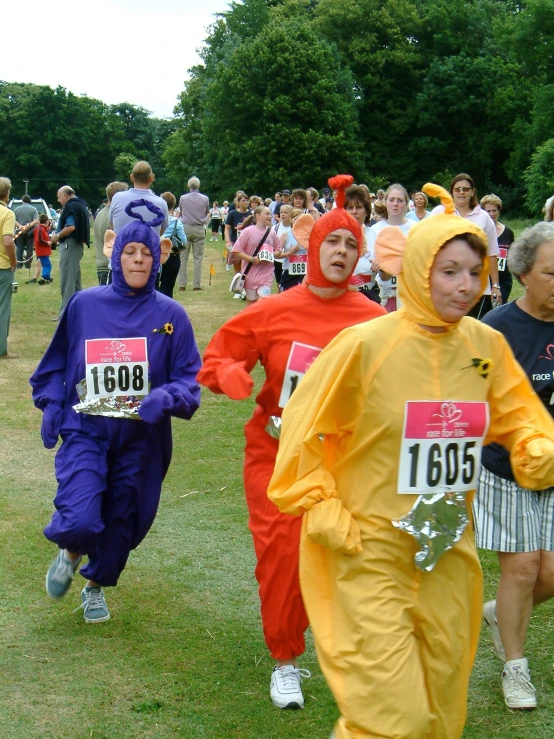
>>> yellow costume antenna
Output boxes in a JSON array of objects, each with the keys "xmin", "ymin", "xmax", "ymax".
[{"xmin": 422, "ymin": 183, "xmax": 455, "ymax": 214}]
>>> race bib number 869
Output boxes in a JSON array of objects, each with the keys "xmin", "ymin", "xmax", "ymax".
[
  {"xmin": 397, "ymin": 401, "xmax": 489, "ymax": 494},
  {"xmin": 289, "ymin": 255, "xmax": 307, "ymax": 275}
]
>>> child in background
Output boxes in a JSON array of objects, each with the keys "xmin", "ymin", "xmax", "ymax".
[
  {"xmin": 231, "ymin": 206, "xmax": 279, "ymax": 306},
  {"xmin": 34, "ymin": 214, "xmax": 53, "ymax": 284}
]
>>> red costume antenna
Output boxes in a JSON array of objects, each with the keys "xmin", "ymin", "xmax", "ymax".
[{"xmin": 328, "ymin": 174, "xmax": 354, "ymax": 210}]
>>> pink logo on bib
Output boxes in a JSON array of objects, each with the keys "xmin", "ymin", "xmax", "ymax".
[
  {"xmin": 539, "ymin": 344, "xmax": 554, "ymax": 361},
  {"xmin": 108, "ymin": 340, "xmax": 127, "ymax": 356},
  {"xmin": 404, "ymin": 401, "xmax": 488, "ymax": 440},
  {"xmin": 433, "ymin": 402, "xmax": 463, "ymax": 426}
]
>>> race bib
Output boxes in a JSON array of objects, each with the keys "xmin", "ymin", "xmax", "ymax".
[
  {"xmin": 85, "ymin": 338, "xmax": 148, "ymax": 400},
  {"xmin": 498, "ymin": 247, "xmax": 508, "ymax": 272},
  {"xmin": 258, "ymin": 247, "xmax": 274, "ymax": 263},
  {"xmin": 289, "ymin": 254, "xmax": 307, "ymax": 275},
  {"xmin": 278, "ymin": 341, "xmax": 322, "ymax": 408},
  {"xmin": 397, "ymin": 401, "xmax": 489, "ymax": 494}
]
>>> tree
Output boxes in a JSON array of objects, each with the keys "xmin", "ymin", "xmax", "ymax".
[
  {"xmin": 0, "ymin": 82, "xmax": 116, "ymax": 207},
  {"xmin": 494, "ymin": 0, "xmax": 554, "ymax": 206},
  {"xmin": 113, "ymin": 153, "xmax": 138, "ymax": 183},
  {"xmin": 166, "ymin": 14, "xmax": 365, "ymax": 198},
  {"xmin": 0, "ymin": 82, "xmax": 170, "ymax": 208},
  {"xmin": 524, "ymin": 139, "xmax": 554, "ymax": 216},
  {"xmin": 314, "ymin": 0, "xmax": 424, "ymax": 183}
]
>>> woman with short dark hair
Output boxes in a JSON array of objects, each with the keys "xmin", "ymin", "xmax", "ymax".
[{"xmin": 345, "ymin": 185, "xmax": 381, "ymax": 304}]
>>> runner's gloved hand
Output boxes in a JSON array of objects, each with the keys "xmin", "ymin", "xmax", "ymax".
[
  {"xmin": 306, "ymin": 497, "xmax": 362, "ymax": 556},
  {"xmin": 138, "ymin": 388, "xmax": 174, "ymax": 424},
  {"xmin": 41, "ymin": 403, "xmax": 63, "ymax": 449},
  {"xmin": 217, "ymin": 360, "xmax": 254, "ymax": 401}
]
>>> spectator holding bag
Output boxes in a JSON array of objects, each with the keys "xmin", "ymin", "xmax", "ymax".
[
  {"xmin": 159, "ymin": 192, "xmax": 186, "ymax": 299},
  {"xmin": 231, "ymin": 206, "xmax": 279, "ymax": 306}
]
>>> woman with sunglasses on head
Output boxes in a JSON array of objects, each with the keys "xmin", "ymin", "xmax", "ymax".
[{"xmin": 431, "ymin": 173, "xmax": 500, "ymax": 318}]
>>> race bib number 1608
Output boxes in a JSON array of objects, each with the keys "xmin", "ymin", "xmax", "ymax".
[
  {"xmin": 397, "ymin": 401, "xmax": 489, "ymax": 494},
  {"xmin": 85, "ymin": 338, "xmax": 148, "ymax": 400}
]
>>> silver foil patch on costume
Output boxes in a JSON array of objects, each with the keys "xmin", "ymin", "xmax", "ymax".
[
  {"xmin": 265, "ymin": 415, "xmax": 282, "ymax": 439},
  {"xmin": 73, "ymin": 379, "xmax": 142, "ymax": 419},
  {"xmin": 392, "ymin": 492, "xmax": 469, "ymax": 572}
]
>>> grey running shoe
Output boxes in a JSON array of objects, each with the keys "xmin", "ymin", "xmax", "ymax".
[
  {"xmin": 77, "ymin": 586, "xmax": 110, "ymax": 623},
  {"xmin": 45, "ymin": 550, "xmax": 82, "ymax": 600},
  {"xmin": 483, "ymin": 600, "xmax": 506, "ymax": 661},
  {"xmin": 502, "ymin": 658, "xmax": 537, "ymax": 710}
]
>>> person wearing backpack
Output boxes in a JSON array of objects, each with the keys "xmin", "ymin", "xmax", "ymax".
[{"xmin": 159, "ymin": 192, "xmax": 186, "ymax": 299}]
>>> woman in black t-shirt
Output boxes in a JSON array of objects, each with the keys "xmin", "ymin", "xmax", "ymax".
[
  {"xmin": 481, "ymin": 193, "xmax": 514, "ymax": 304},
  {"xmin": 224, "ymin": 194, "xmax": 251, "ymax": 268},
  {"xmin": 474, "ymin": 222, "xmax": 554, "ymax": 710}
]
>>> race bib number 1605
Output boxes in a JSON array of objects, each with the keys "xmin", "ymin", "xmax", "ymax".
[
  {"xmin": 85, "ymin": 338, "xmax": 148, "ymax": 400},
  {"xmin": 397, "ymin": 401, "xmax": 489, "ymax": 494}
]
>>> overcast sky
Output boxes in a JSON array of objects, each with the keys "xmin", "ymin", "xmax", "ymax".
[{"xmin": 4, "ymin": 0, "xmax": 230, "ymax": 118}]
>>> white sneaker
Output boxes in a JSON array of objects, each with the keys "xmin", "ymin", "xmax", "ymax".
[
  {"xmin": 270, "ymin": 665, "xmax": 311, "ymax": 709},
  {"xmin": 502, "ymin": 658, "xmax": 536, "ymax": 710},
  {"xmin": 483, "ymin": 600, "xmax": 505, "ymax": 661},
  {"xmin": 232, "ymin": 293, "xmax": 242, "ymax": 299}
]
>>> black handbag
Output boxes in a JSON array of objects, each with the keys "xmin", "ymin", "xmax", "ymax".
[{"xmin": 169, "ymin": 218, "xmax": 184, "ymax": 252}]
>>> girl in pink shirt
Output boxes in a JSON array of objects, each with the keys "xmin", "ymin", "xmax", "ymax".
[{"xmin": 232, "ymin": 206, "xmax": 280, "ymax": 305}]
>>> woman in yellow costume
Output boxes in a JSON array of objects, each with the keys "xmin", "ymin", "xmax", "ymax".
[{"xmin": 267, "ymin": 184, "xmax": 554, "ymax": 739}]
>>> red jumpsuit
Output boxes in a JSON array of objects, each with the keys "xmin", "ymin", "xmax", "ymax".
[{"xmin": 198, "ymin": 285, "xmax": 385, "ymax": 659}]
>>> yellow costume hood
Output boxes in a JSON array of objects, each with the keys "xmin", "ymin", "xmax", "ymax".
[{"xmin": 375, "ymin": 183, "xmax": 489, "ymax": 330}]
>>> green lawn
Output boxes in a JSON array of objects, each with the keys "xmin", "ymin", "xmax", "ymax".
[{"xmin": 1, "ymin": 225, "xmax": 552, "ymax": 739}]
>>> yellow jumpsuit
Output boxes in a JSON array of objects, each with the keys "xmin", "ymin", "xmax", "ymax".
[{"xmin": 268, "ymin": 210, "xmax": 554, "ymax": 739}]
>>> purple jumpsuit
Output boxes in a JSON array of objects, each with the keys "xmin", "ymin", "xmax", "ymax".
[{"xmin": 30, "ymin": 219, "xmax": 201, "ymax": 586}]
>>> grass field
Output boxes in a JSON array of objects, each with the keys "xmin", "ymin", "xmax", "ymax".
[{"xmin": 1, "ymin": 223, "xmax": 552, "ymax": 739}]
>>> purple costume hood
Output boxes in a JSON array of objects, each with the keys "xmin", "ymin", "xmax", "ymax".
[{"xmin": 111, "ymin": 199, "xmax": 165, "ymax": 296}]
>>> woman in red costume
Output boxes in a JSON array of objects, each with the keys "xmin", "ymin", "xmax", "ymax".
[{"xmin": 198, "ymin": 175, "xmax": 386, "ymax": 710}]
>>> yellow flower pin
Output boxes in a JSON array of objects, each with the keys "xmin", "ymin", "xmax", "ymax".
[
  {"xmin": 152, "ymin": 323, "xmax": 174, "ymax": 336},
  {"xmin": 461, "ymin": 357, "xmax": 493, "ymax": 379}
]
